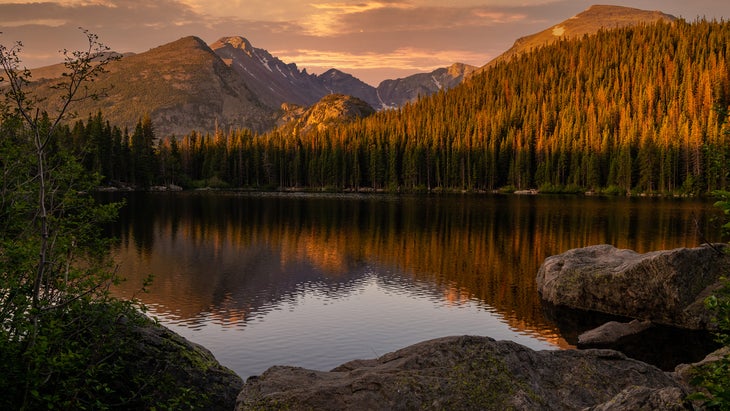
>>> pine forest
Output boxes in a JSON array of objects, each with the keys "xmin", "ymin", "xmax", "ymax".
[{"xmin": 39, "ymin": 19, "xmax": 730, "ymax": 195}]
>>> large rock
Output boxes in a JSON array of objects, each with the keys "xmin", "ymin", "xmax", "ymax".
[
  {"xmin": 587, "ymin": 386, "xmax": 688, "ymax": 411},
  {"xmin": 125, "ymin": 319, "xmax": 243, "ymax": 410},
  {"xmin": 536, "ymin": 244, "xmax": 730, "ymax": 329},
  {"xmin": 237, "ymin": 335, "xmax": 688, "ymax": 410},
  {"xmin": 575, "ymin": 319, "xmax": 719, "ymax": 371},
  {"xmin": 577, "ymin": 319, "xmax": 653, "ymax": 346}
]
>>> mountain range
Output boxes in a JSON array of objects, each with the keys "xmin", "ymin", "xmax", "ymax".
[
  {"xmin": 17, "ymin": 4, "xmax": 675, "ymax": 137},
  {"xmin": 207, "ymin": 36, "xmax": 477, "ymax": 112}
]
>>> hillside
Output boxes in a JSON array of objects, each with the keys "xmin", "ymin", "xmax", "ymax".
[
  {"xmin": 22, "ymin": 52, "xmax": 131, "ymax": 81},
  {"xmin": 470, "ymin": 5, "xmax": 676, "ymax": 77},
  {"xmin": 26, "ymin": 36, "xmax": 275, "ymax": 137}
]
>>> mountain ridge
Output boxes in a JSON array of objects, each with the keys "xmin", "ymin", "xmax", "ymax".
[
  {"xmin": 210, "ymin": 36, "xmax": 330, "ymax": 109},
  {"xmin": 11, "ymin": 5, "xmax": 680, "ymax": 137},
  {"xmin": 377, "ymin": 63, "xmax": 477, "ymax": 108},
  {"xmin": 470, "ymin": 4, "xmax": 676, "ymax": 77},
  {"xmin": 209, "ymin": 35, "xmax": 469, "ymax": 110}
]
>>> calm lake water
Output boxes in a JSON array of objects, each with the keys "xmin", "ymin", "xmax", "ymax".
[{"xmin": 106, "ymin": 192, "xmax": 722, "ymax": 378}]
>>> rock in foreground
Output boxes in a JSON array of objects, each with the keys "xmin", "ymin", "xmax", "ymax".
[
  {"xmin": 237, "ymin": 335, "xmax": 688, "ymax": 410},
  {"xmin": 536, "ymin": 244, "xmax": 729, "ymax": 329},
  {"xmin": 577, "ymin": 319, "xmax": 653, "ymax": 347},
  {"xmin": 130, "ymin": 320, "xmax": 243, "ymax": 410}
]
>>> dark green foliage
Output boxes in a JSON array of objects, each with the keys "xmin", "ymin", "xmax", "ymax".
[
  {"xmin": 715, "ymin": 191, "xmax": 730, "ymax": 237},
  {"xmin": 689, "ymin": 278, "xmax": 730, "ymax": 410},
  {"xmin": 2, "ymin": 32, "xmax": 245, "ymax": 410},
  {"xmin": 130, "ymin": 115, "xmax": 158, "ymax": 188},
  {"xmin": 0, "ymin": 111, "xmax": 130, "ymax": 410},
  {"xmin": 689, "ymin": 193, "xmax": 730, "ymax": 409},
  {"xmin": 0, "ymin": 300, "xmax": 230, "ymax": 410}
]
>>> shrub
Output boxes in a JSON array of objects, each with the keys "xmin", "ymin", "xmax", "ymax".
[{"xmin": 689, "ymin": 191, "xmax": 730, "ymax": 409}]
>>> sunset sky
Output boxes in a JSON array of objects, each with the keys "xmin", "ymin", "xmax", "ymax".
[{"xmin": 1, "ymin": 0, "xmax": 728, "ymax": 86}]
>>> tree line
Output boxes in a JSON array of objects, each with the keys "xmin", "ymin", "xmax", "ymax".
[{"xmin": 30, "ymin": 18, "xmax": 730, "ymax": 195}]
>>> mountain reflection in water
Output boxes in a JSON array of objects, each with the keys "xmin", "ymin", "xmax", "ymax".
[{"xmin": 106, "ymin": 192, "xmax": 721, "ymax": 378}]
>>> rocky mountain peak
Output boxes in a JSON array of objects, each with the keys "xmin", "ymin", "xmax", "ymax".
[
  {"xmin": 211, "ymin": 36, "xmax": 257, "ymax": 58},
  {"xmin": 217, "ymin": 36, "xmax": 253, "ymax": 51}
]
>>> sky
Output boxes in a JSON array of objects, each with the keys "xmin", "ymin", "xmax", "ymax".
[{"xmin": 0, "ymin": 0, "xmax": 728, "ymax": 86}]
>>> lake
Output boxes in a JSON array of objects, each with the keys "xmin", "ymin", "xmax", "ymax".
[{"xmin": 106, "ymin": 192, "xmax": 722, "ymax": 378}]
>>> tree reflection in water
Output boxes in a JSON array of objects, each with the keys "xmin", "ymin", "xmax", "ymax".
[{"xmin": 105, "ymin": 192, "xmax": 721, "ymax": 377}]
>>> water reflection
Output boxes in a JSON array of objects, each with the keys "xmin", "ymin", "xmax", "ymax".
[{"xmin": 107, "ymin": 192, "xmax": 721, "ymax": 377}]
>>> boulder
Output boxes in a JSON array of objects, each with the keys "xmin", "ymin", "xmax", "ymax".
[
  {"xmin": 674, "ymin": 346, "xmax": 730, "ymax": 386},
  {"xmin": 127, "ymin": 319, "xmax": 243, "ymax": 410},
  {"xmin": 587, "ymin": 386, "xmax": 688, "ymax": 411},
  {"xmin": 536, "ymin": 244, "xmax": 730, "ymax": 329},
  {"xmin": 577, "ymin": 319, "xmax": 653, "ymax": 346},
  {"xmin": 237, "ymin": 335, "xmax": 689, "ymax": 411},
  {"xmin": 574, "ymin": 319, "xmax": 719, "ymax": 371}
]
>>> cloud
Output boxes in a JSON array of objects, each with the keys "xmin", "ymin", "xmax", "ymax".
[
  {"xmin": 275, "ymin": 46, "xmax": 488, "ymax": 72},
  {"xmin": 3, "ymin": 0, "xmax": 728, "ymax": 85},
  {"xmin": 310, "ymin": 1, "xmax": 411, "ymax": 13},
  {"xmin": 0, "ymin": 0, "xmax": 198, "ymax": 29},
  {"xmin": 3, "ymin": 0, "xmax": 116, "ymax": 4},
  {"xmin": 471, "ymin": 10, "xmax": 527, "ymax": 23},
  {"xmin": 177, "ymin": 0, "xmax": 311, "ymax": 21},
  {"xmin": 0, "ymin": 18, "xmax": 68, "ymax": 28},
  {"xmin": 0, "ymin": 0, "xmax": 551, "ymax": 79},
  {"xmin": 0, "ymin": 0, "xmax": 537, "ymax": 83},
  {"xmin": 298, "ymin": 2, "xmax": 530, "ymax": 37}
]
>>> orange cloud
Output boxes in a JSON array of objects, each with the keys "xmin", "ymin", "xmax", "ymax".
[
  {"xmin": 6, "ymin": 0, "xmax": 118, "ymax": 5},
  {"xmin": 275, "ymin": 47, "xmax": 489, "ymax": 72},
  {"xmin": 472, "ymin": 10, "xmax": 527, "ymax": 23},
  {"xmin": 0, "ymin": 18, "xmax": 67, "ymax": 27}
]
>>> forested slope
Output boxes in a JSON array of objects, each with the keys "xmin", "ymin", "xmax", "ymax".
[
  {"xmin": 53, "ymin": 19, "xmax": 730, "ymax": 194},
  {"xmin": 171, "ymin": 19, "xmax": 729, "ymax": 194}
]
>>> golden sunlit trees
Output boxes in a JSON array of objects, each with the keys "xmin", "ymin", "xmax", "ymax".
[{"xmin": 50, "ymin": 18, "xmax": 730, "ymax": 196}]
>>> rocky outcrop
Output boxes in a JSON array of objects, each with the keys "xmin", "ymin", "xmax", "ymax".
[
  {"xmin": 237, "ymin": 335, "xmax": 689, "ymax": 411},
  {"xmin": 587, "ymin": 386, "xmax": 688, "ymax": 411},
  {"xmin": 128, "ymin": 319, "xmax": 243, "ymax": 410},
  {"xmin": 578, "ymin": 319, "xmax": 653, "ymax": 346},
  {"xmin": 280, "ymin": 94, "xmax": 376, "ymax": 136},
  {"xmin": 573, "ymin": 319, "xmax": 719, "ymax": 370},
  {"xmin": 536, "ymin": 244, "xmax": 730, "ymax": 329}
]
